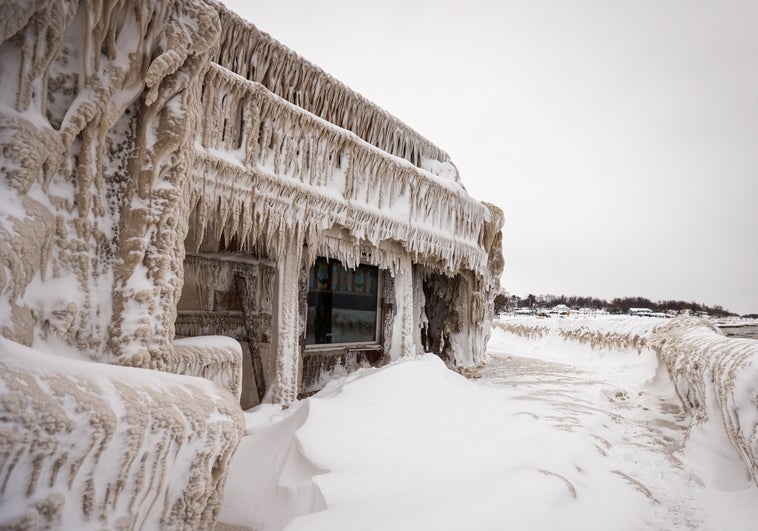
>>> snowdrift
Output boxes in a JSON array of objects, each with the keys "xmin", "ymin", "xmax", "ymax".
[{"xmin": 220, "ymin": 354, "xmax": 671, "ymax": 530}]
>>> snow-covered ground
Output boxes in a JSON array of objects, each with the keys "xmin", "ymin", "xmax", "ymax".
[{"xmin": 219, "ymin": 323, "xmax": 758, "ymax": 530}]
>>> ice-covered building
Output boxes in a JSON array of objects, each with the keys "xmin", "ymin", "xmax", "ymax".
[
  {"xmin": 178, "ymin": 6, "xmax": 505, "ymax": 407},
  {"xmin": 0, "ymin": 0, "xmax": 503, "ymax": 408},
  {"xmin": 0, "ymin": 0, "xmax": 502, "ymax": 526}
]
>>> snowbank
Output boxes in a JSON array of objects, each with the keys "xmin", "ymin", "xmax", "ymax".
[
  {"xmin": 0, "ymin": 337, "xmax": 244, "ymax": 529},
  {"xmin": 221, "ymin": 354, "xmax": 667, "ymax": 530}
]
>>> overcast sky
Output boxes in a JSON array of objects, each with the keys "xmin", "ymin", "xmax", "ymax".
[{"xmin": 223, "ymin": 0, "xmax": 758, "ymax": 315}]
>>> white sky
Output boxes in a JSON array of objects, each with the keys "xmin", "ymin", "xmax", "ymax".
[{"xmin": 223, "ymin": 0, "xmax": 758, "ymax": 315}]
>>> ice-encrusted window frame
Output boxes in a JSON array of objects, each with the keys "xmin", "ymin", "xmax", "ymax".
[
  {"xmin": 304, "ymin": 257, "xmax": 383, "ymax": 348},
  {"xmin": 302, "ymin": 234, "xmax": 405, "ymax": 353}
]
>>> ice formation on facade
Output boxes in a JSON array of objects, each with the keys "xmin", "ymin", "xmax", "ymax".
[
  {"xmin": 0, "ymin": 0, "xmax": 225, "ymax": 372},
  {"xmin": 181, "ymin": 3, "xmax": 505, "ymax": 406},
  {"xmin": 0, "ymin": 0, "xmax": 504, "ymax": 527},
  {"xmin": 0, "ymin": 0, "xmax": 249, "ymax": 527}
]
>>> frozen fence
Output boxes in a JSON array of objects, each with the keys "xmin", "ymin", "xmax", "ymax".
[
  {"xmin": 649, "ymin": 318, "xmax": 758, "ymax": 485},
  {"xmin": 494, "ymin": 316, "xmax": 656, "ymax": 353}
]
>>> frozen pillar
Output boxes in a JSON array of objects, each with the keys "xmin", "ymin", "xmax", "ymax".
[
  {"xmin": 412, "ymin": 265, "xmax": 427, "ymax": 355},
  {"xmin": 270, "ymin": 238, "xmax": 302, "ymax": 406},
  {"xmin": 389, "ymin": 254, "xmax": 415, "ymax": 359}
]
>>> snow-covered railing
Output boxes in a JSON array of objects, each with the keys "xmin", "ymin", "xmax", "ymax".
[
  {"xmin": 494, "ymin": 316, "xmax": 656, "ymax": 353},
  {"xmin": 494, "ymin": 321, "xmax": 552, "ymax": 341},
  {"xmin": 649, "ymin": 318, "xmax": 758, "ymax": 486},
  {"xmin": 0, "ymin": 337, "xmax": 244, "ymax": 529},
  {"xmin": 190, "ymin": 63, "xmax": 491, "ymax": 275}
]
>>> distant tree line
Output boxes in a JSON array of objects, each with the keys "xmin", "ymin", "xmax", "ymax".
[{"xmin": 494, "ymin": 292, "xmax": 739, "ymax": 318}]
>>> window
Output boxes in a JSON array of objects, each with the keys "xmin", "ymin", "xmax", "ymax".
[{"xmin": 306, "ymin": 258, "xmax": 380, "ymax": 346}]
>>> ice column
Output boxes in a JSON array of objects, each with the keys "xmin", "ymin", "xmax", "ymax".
[
  {"xmin": 412, "ymin": 266, "xmax": 428, "ymax": 355},
  {"xmin": 270, "ymin": 238, "xmax": 303, "ymax": 405},
  {"xmin": 389, "ymin": 255, "xmax": 415, "ymax": 359}
]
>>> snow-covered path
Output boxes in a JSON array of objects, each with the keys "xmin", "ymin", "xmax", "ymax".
[
  {"xmin": 479, "ymin": 352, "xmax": 700, "ymax": 527},
  {"xmin": 220, "ymin": 326, "xmax": 758, "ymax": 530},
  {"xmin": 481, "ymin": 328, "xmax": 756, "ymax": 531}
]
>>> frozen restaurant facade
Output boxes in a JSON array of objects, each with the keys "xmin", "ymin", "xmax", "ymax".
[
  {"xmin": 182, "ymin": 6, "xmax": 505, "ymax": 407},
  {"xmin": 0, "ymin": 0, "xmax": 504, "ymax": 410}
]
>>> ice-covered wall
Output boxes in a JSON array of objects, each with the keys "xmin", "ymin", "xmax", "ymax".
[
  {"xmin": 0, "ymin": 0, "xmax": 224, "ymax": 372},
  {"xmin": 0, "ymin": 337, "xmax": 243, "ymax": 530},
  {"xmin": 0, "ymin": 1, "xmax": 246, "ymax": 528}
]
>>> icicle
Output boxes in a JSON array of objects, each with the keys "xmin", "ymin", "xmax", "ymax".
[
  {"xmin": 211, "ymin": 4, "xmax": 456, "ymax": 172},
  {"xmin": 191, "ymin": 26, "xmax": 503, "ymax": 290}
]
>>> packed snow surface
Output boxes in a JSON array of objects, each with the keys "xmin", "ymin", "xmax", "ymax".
[{"xmin": 220, "ymin": 323, "xmax": 758, "ymax": 530}]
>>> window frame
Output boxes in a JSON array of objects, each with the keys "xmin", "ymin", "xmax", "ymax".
[{"xmin": 304, "ymin": 258, "xmax": 383, "ymax": 350}]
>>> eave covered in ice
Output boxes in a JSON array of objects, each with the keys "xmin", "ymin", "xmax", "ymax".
[{"xmin": 191, "ymin": 62, "xmax": 494, "ymax": 276}]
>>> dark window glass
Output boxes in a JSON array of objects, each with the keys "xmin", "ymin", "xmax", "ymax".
[{"xmin": 306, "ymin": 258, "xmax": 379, "ymax": 345}]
